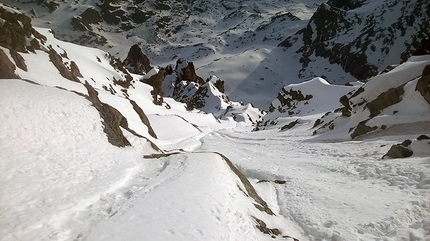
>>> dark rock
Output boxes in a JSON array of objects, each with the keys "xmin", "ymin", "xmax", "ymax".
[
  {"xmin": 327, "ymin": 0, "xmax": 367, "ymax": 10},
  {"xmin": 123, "ymin": 44, "xmax": 152, "ymax": 74},
  {"xmin": 280, "ymin": 120, "xmax": 299, "ymax": 131},
  {"xmin": 350, "ymin": 120, "xmax": 377, "ymax": 139},
  {"xmin": 415, "ymin": 65, "xmax": 430, "ymax": 105},
  {"xmin": 380, "ymin": 65, "xmax": 397, "ymax": 74},
  {"xmin": 70, "ymin": 61, "xmax": 83, "ymax": 78},
  {"xmin": 312, "ymin": 118, "xmax": 322, "ymax": 128},
  {"xmin": 129, "ymin": 8, "xmax": 153, "ymax": 24},
  {"xmin": 215, "ymin": 152, "xmax": 274, "ymax": 216},
  {"xmin": 48, "ymin": 48, "xmax": 81, "ymax": 82},
  {"xmin": 252, "ymin": 216, "xmax": 281, "ymax": 237},
  {"xmin": 279, "ymin": 4, "xmax": 378, "ymax": 80},
  {"xmin": 71, "ymin": 16, "xmax": 89, "ymax": 31},
  {"xmin": 0, "ymin": 6, "xmax": 31, "ymax": 52},
  {"xmin": 129, "ymin": 100, "xmax": 157, "ymax": 138},
  {"xmin": 366, "ymin": 85, "xmax": 405, "ymax": 118},
  {"xmin": 42, "ymin": 1, "xmax": 59, "ymax": 13},
  {"xmin": 401, "ymin": 139, "xmax": 412, "ymax": 147},
  {"xmin": 423, "ymin": 65, "xmax": 430, "ymax": 77},
  {"xmin": 80, "ymin": 7, "xmax": 102, "ymax": 25},
  {"xmin": 339, "ymin": 95, "xmax": 352, "ymax": 117},
  {"xmin": 280, "ymin": 1, "xmax": 430, "ymax": 81},
  {"xmin": 84, "ymin": 81, "xmax": 131, "ymax": 147},
  {"xmin": 0, "ymin": 6, "xmax": 31, "ymax": 27},
  {"xmin": 9, "ymin": 49, "xmax": 27, "ymax": 71},
  {"xmin": 383, "ymin": 144, "xmax": 413, "ymax": 159},
  {"xmin": 0, "ymin": 48, "xmax": 19, "ymax": 79},
  {"xmin": 141, "ymin": 69, "xmax": 165, "ymax": 105},
  {"xmin": 412, "ymin": 38, "xmax": 430, "ymax": 56},
  {"xmin": 270, "ymin": 87, "xmax": 313, "ymax": 115},
  {"xmin": 212, "ymin": 78, "xmax": 225, "ymax": 93},
  {"xmin": 342, "ymin": 108, "xmax": 352, "ymax": 117},
  {"xmin": 0, "ymin": 5, "xmax": 46, "ymax": 54},
  {"xmin": 274, "ymin": 180, "xmax": 287, "ymax": 184},
  {"xmin": 186, "ymin": 84, "xmax": 209, "ymax": 111},
  {"xmin": 97, "ymin": 1, "xmax": 124, "ymax": 25},
  {"xmin": 107, "ymin": 53, "xmax": 133, "ymax": 88},
  {"xmin": 175, "ymin": 58, "xmax": 204, "ymax": 84},
  {"xmin": 417, "ymin": 135, "xmax": 430, "ymax": 140}
]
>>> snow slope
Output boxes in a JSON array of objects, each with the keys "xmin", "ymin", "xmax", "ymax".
[
  {"xmin": 1, "ymin": 2, "xmax": 429, "ymax": 241},
  {"xmin": 198, "ymin": 125, "xmax": 430, "ymax": 241},
  {"xmin": 0, "ymin": 10, "xmax": 295, "ymax": 240}
]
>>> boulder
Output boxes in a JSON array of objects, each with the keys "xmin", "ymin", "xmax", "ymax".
[
  {"xmin": 383, "ymin": 144, "xmax": 413, "ymax": 159},
  {"xmin": 123, "ymin": 44, "xmax": 152, "ymax": 75},
  {"xmin": 280, "ymin": 120, "xmax": 299, "ymax": 131},
  {"xmin": 350, "ymin": 120, "xmax": 377, "ymax": 139},
  {"xmin": 417, "ymin": 135, "xmax": 430, "ymax": 140},
  {"xmin": 366, "ymin": 85, "xmax": 405, "ymax": 118}
]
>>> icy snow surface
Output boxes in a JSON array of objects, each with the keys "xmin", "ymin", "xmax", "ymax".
[{"xmin": 1, "ymin": 77, "xmax": 429, "ymax": 240}]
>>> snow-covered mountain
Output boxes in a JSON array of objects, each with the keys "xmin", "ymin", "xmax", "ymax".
[
  {"xmin": 3, "ymin": 0, "xmax": 429, "ymax": 107},
  {"xmin": 1, "ymin": 1, "xmax": 430, "ymax": 241},
  {"xmin": 259, "ymin": 55, "xmax": 430, "ymax": 141},
  {"xmin": 279, "ymin": 0, "xmax": 430, "ymax": 81}
]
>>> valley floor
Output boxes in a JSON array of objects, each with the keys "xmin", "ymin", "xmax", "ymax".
[{"xmin": 198, "ymin": 125, "xmax": 430, "ymax": 240}]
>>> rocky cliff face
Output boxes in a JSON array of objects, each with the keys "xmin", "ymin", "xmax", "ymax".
[
  {"xmin": 280, "ymin": 0, "xmax": 430, "ymax": 81},
  {"xmin": 0, "ymin": 4, "xmax": 47, "ymax": 78}
]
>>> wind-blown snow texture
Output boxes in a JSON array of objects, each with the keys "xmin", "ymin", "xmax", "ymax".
[{"xmin": 1, "ymin": 1, "xmax": 430, "ymax": 241}]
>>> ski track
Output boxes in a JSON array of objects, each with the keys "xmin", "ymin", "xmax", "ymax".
[{"xmin": 197, "ymin": 126, "xmax": 430, "ymax": 240}]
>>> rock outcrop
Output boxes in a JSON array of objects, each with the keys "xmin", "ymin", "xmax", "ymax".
[
  {"xmin": 0, "ymin": 4, "xmax": 46, "ymax": 53},
  {"xmin": 383, "ymin": 142, "xmax": 413, "ymax": 159},
  {"xmin": 279, "ymin": 0, "xmax": 430, "ymax": 81},
  {"xmin": 0, "ymin": 48, "xmax": 19, "ymax": 79},
  {"xmin": 84, "ymin": 81, "xmax": 131, "ymax": 147},
  {"xmin": 48, "ymin": 48, "xmax": 83, "ymax": 82},
  {"xmin": 123, "ymin": 44, "xmax": 152, "ymax": 75},
  {"xmin": 175, "ymin": 58, "xmax": 204, "ymax": 85},
  {"xmin": 141, "ymin": 68, "xmax": 165, "ymax": 105},
  {"xmin": 326, "ymin": 0, "xmax": 366, "ymax": 10},
  {"xmin": 416, "ymin": 65, "xmax": 430, "ymax": 105},
  {"xmin": 71, "ymin": 7, "xmax": 102, "ymax": 31}
]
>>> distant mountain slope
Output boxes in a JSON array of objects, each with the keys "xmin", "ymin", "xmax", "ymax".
[
  {"xmin": 258, "ymin": 54, "xmax": 430, "ymax": 141},
  {"xmin": 314, "ymin": 55, "xmax": 430, "ymax": 140},
  {"xmin": 279, "ymin": 0, "xmax": 430, "ymax": 81},
  {"xmin": 2, "ymin": 0, "xmax": 323, "ymax": 58}
]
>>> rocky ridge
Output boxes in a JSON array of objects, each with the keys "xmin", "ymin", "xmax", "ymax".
[
  {"xmin": 313, "ymin": 56, "xmax": 430, "ymax": 140},
  {"xmin": 279, "ymin": 0, "xmax": 430, "ymax": 81}
]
